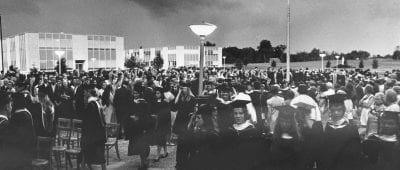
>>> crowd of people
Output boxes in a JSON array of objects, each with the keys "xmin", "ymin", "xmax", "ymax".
[{"xmin": 0, "ymin": 65, "xmax": 400, "ymax": 170}]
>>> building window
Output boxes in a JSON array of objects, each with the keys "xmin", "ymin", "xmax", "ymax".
[
  {"xmin": 111, "ymin": 36, "xmax": 116, "ymax": 41},
  {"xmin": 39, "ymin": 33, "xmax": 45, "ymax": 39},
  {"xmin": 88, "ymin": 36, "xmax": 93, "ymax": 40},
  {"xmin": 46, "ymin": 33, "xmax": 52, "ymax": 39},
  {"xmin": 66, "ymin": 34, "xmax": 72, "ymax": 39},
  {"xmin": 53, "ymin": 33, "xmax": 60, "ymax": 39},
  {"xmin": 111, "ymin": 49, "xmax": 116, "ymax": 60}
]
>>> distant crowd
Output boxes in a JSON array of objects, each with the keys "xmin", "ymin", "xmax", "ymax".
[{"xmin": 0, "ymin": 65, "xmax": 400, "ymax": 170}]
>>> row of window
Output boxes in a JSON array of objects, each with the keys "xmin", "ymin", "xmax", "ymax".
[
  {"xmin": 88, "ymin": 35, "xmax": 116, "ymax": 41},
  {"xmin": 184, "ymin": 54, "xmax": 199, "ymax": 61},
  {"xmin": 88, "ymin": 48, "xmax": 117, "ymax": 61},
  {"xmin": 39, "ymin": 33, "xmax": 73, "ymax": 40}
]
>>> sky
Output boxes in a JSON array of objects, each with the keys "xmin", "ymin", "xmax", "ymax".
[{"xmin": 1, "ymin": 0, "xmax": 400, "ymax": 55}]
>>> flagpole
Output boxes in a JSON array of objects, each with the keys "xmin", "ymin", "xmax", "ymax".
[
  {"xmin": 0, "ymin": 14, "xmax": 4, "ymax": 72},
  {"xmin": 286, "ymin": 0, "xmax": 290, "ymax": 83}
]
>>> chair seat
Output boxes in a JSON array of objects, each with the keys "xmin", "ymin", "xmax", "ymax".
[
  {"xmin": 66, "ymin": 148, "xmax": 81, "ymax": 154},
  {"xmin": 32, "ymin": 159, "xmax": 49, "ymax": 166},
  {"xmin": 52, "ymin": 145, "xmax": 66, "ymax": 151},
  {"xmin": 105, "ymin": 138, "xmax": 117, "ymax": 146}
]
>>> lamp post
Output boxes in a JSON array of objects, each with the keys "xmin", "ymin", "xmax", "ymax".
[
  {"xmin": 319, "ymin": 53, "xmax": 326, "ymax": 71},
  {"xmin": 335, "ymin": 55, "xmax": 340, "ymax": 67},
  {"xmin": 189, "ymin": 22, "xmax": 217, "ymax": 96},
  {"xmin": 91, "ymin": 58, "xmax": 96, "ymax": 71},
  {"xmin": 55, "ymin": 50, "xmax": 65, "ymax": 74},
  {"xmin": 222, "ymin": 56, "xmax": 226, "ymax": 71}
]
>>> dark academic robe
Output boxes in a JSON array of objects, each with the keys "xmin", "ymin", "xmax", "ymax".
[
  {"xmin": 151, "ymin": 99, "xmax": 171, "ymax": 146},
  {"xmin": 322, "ymin": 122, "xmax": 362, "ymax": 170},
  {"xmin": 189, "ymin": 130, "xmax": 221, "ymax": 170},
  {"xmin": 1, "ymin": 109, "xmax": 36, "ymax": 169},
  {"xmin": 56, "ymin": 86, "xmax": 76, "ymax": 119},
  {"xmin": 29, "ymin": 102, "xmax": 48, "ymax": 137},
  {"xmin": 81, "ymin": 100, "xmax": 106, "ymax": 164},
  {"xmin": 127, "ymin": 100, "xmax": 151, "ymax": 156},
  {"xmin": 270, "ymin": 137, "xmax": 301, "ymax": 170},
  {"xmin": 74, "ymin": 85, "xmax": 85, "ymax": 120},
  {"xmin": 221, "ymin": 124, "xmax": 268, "ymax": 170},
  {"xmin": 113, "ymin": 87, "xmax": 133, "ymax": 125},
  {"xmin": 298, "ymin": 121, "xmax": 324, "ymax": 170},
  {"xmin": 172, "ymin": 95, "xmax": 196, "ymax": 135}
]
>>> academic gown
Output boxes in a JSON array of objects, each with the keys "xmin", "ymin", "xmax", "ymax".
[
  {"xmin": 220, "ymin": 123, "xmax": 268, "ymax": 170},
  {"xmin": 322, "ymin": 122, "xmax": 362, "ymax": 170},
  {"xmin": 127, "ymin": 100, "xmax": 152, "ymax": 156},
  {"xmin": 81, "ymin": 100, "xmax": 106, "ymax": 164},
  {"xmin": 1, "ymin": 109, "xmax": 36, "ymax": 169}
]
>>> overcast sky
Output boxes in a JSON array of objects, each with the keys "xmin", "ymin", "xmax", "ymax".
[{"xmin": 1, "ymin": 0, "xmax": 400, "ymax": 55}]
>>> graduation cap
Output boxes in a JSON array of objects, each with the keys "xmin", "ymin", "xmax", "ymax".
[
  {"xmin": 230, "ymin": 100, "xmax": 250, "ymax": 109},
  {"xmin": 328, "ymin": 94, "xmax": 346, "ymax": 108},
  {"xmin": 179, "ymin": 81, "xmax": 191, "ymax": 88}
]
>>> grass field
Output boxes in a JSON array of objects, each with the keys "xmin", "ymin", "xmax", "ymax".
[{"xmin": 227, "ymin": 58, "xmax": 400, "ymax": 72}]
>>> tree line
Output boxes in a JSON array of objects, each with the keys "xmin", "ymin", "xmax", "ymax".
[{"xmin": 223, "ymin": 39, "xmax": 400, "ymax": 65}]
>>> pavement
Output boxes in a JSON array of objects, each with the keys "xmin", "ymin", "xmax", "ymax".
[{"xmin": 60, "ymin": 140, "xmax": 176, "ymax": 170}]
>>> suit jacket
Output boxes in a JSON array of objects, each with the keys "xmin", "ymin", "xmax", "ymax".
[{"xmin": 114, "ymin": 87, "xmax": 133, "ymax": 120}]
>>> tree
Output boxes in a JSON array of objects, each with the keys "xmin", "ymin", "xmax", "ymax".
[
  {"xmin": 54, "ymin": 57, "xmax": 68, "ymax": 74},
  {"xmin": 326, "ymin": 59, "xmax": 331, "ymax": 68},
  {"xmin": 372, "ymin": 58, "xmax": 378, "ymax": 69},
  {"xmin": 152, "ymin": 54, "xmax": 164, "ymax": 70},
  {"xmin": 241, "ymin": 47, "xmax": 256, "ymax": 64},
  {"xmin": 204, "ymin": 41, "xmax": 216, "ymax": 47},
  {"xmin": 222, "ymin": 47, "xmax": 242, "ymax": 64},
  {"xmin": 359, "ymin": 59, "xmax": 364, "ymax": 69},
  {"xmin": 393, "ymin": 50, "xmax": 400, "ymax": 60},
  {"xmin": 274, "ymin": 45, "xmax": 286, "ymax": 63},
  {"xmin": 271, "ymin": 60, "xmax": 277, "ymax": 68},
  {"xmin": 235, "ymin": 58, "xmax": 244, "ymax": 69},
  {"xmin": 125, "ymin": 55, "xmax": 143, "ymax": 69},
  {"xmin": 257, "ymin": 40, "xmax": 274, "ymax": 63}
]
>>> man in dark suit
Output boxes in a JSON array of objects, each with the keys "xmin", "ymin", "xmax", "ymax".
[
  {"xmin": 73, "ymin": 77, "xmax": 85, "ymax": 120},
  {"xmin": 114, "ymin": 81, "xmax": 133, "ymax": 139}
]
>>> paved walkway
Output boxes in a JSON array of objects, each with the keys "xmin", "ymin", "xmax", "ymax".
[{"xmin": 64, "ymin": 140, "xmax": 176, "ymax": 170}]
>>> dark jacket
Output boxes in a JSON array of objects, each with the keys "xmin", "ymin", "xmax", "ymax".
[
  {"xmin": 114, "ymin": 87, "xmax": 133, "ymax": 122},
  {"xmin": 81, "ymin": 100, "xmax": 106, "ymax": 146}
]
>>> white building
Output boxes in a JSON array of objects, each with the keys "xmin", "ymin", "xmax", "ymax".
[
  {"xmin": 126, "ymin": 45, "xmax": 223, "ymax": 69},
  {"xmin": 1, "ymin": 32, "xmax": 125, "ymax": 72}
]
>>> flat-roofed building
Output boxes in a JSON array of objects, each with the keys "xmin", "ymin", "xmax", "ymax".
[
  {"xmin": 1, "ymin": 32, "xmax": 125, "ymax": 72},
  {"xmin": 126, "ymin": 45, "xmax": 222, "ymax": 69}
]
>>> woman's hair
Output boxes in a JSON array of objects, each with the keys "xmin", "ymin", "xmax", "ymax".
[
  {"xmin": 101, "ymin": 85, "xmax": 113, "ymax": 106},
  {"xmin": 364, "ymin": 85, "xmax": 374, "ymax": 95},
  {"xmin": 12, "ymin": 93, "xmax": 28, "ymax": 110},
  {"xmin": 385, "ymin": 89, "xmax": 397, "ymax": 105},
  {"xmin": 273, "ymin": 112, "xmax": 300, "ymax": 141}
]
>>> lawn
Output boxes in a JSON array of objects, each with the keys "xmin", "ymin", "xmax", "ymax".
[{"xmin": 227, "ymin": 58, "xmax": 400, "ymax": 72}]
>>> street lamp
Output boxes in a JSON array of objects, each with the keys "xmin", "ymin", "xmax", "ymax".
[
  {"xmin": 189, "ymin": 22, "xmax": 217, "ymax": 95},
  {"xmin": 91, "ymin": 58, "xmax": 96, "ymax": 71},
  {"xmin": 55, "ymin": 50, "xmax": 65, "ymax": 74},
  {"xmin": 222, "ymin": 56, "xmax": 226, "ymax": 71},
  {"xmin": 319, "ymin": 53, "xmax": 326, "ymax": 71},
  {"xmin": 335, "ymin": 55, "xmax": 340, "ymax": 67}
]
